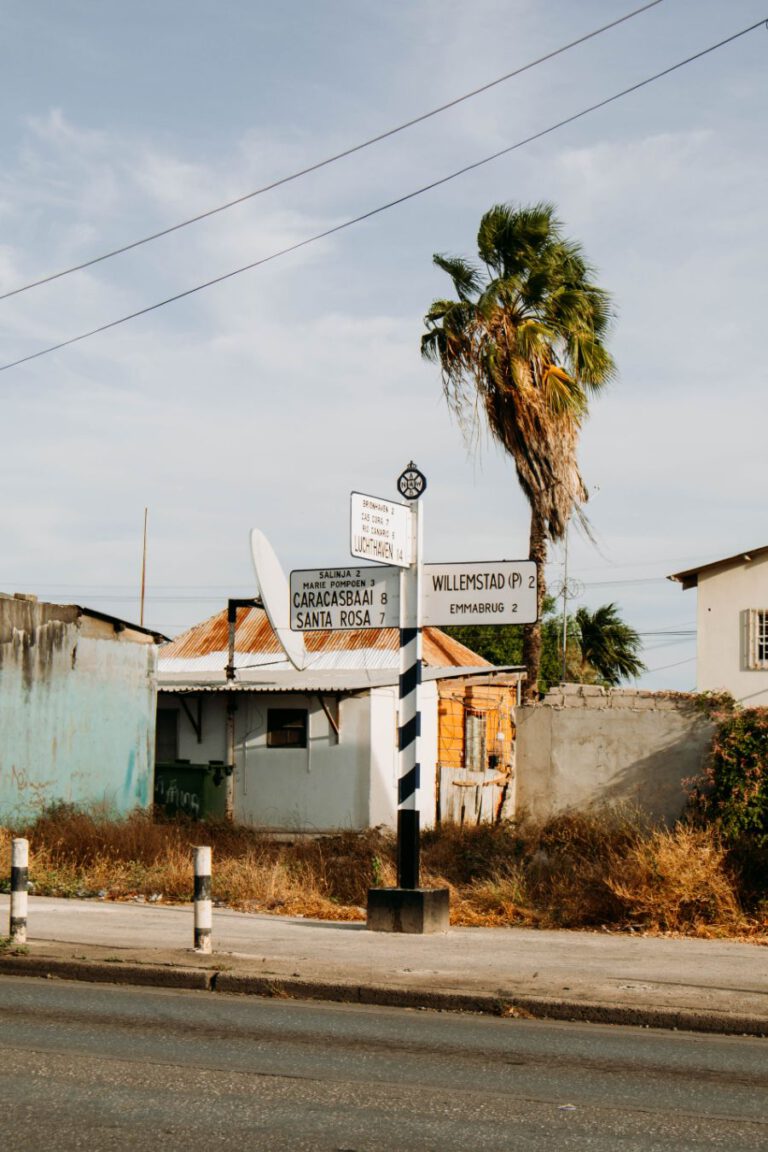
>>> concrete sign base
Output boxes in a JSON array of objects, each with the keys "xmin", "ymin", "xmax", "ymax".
[{"xmin": 366, "ymin": 887, "xmax": 450, "ymax": 934}]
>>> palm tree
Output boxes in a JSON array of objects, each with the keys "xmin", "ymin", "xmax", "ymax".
[
  {"xmin": 574, "ymin": 603, "xmax": 645, "ymax": 686},
  {"xmin": 421, "ymin": 202, "xmax": 615, "ymax": 699}
]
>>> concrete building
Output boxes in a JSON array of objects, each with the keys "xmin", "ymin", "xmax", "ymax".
[
  {"xmin": 0, "ymin": 594, "xmax": 164, "ymax": 821},
  {"xmin": 669, "ymin": 546, "xmax": 768, "ymax": 707},
  {"xmin": 157, "ymin": 605, "xmax": 522, "ymax": 830}
]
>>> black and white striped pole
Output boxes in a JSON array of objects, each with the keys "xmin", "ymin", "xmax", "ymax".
[
  {"xmin": 397, "ymin": 485, "xmax": 423, "ymax": 889},
  {"xmin": 193, "ymin": 846, "xmax": 212, "ymax": 954},
  {"xmin": 367, "ymin": 463, "xmax": 448, "ymax": 932},
  {"xmin": 10, "ymin": 837, "xmax": 29, "ymax": 946}
]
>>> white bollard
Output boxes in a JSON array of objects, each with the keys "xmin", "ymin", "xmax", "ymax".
[
  {"xmin": 10, "ymin": 838, "xmax": 29, "ymax": 946},
  {"xmin": 193, "ymin": 846, "xmax": 212, "ymax": 954}
]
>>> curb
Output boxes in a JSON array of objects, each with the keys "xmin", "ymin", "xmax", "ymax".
[
  {"xmin": 215, "ymin": 972, "xmax": 768, "ymax": 1037},
  {"xmin": 1, "ymin": 954, "xmax": 766, "ymax": 1038},
  {"xmin": 0, "ymin": 954, "xmax": 211, "ymax": 991}
]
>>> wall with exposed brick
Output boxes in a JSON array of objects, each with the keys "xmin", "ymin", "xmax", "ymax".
[{"xmin": 514, "ymin": 684, "xmax": 714, "ymax": 824}]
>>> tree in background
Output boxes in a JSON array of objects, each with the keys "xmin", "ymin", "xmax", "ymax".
[
  {"xmin": 445, "ymin": 599, "xmax": 644, "ymax": 693},
  {"xmin": 422, "ymin": 202, "xmax": 614, "ymax": 700},
  {"xmin": 574, "ymin": 603, "xmax": 645, "ymax": 687}
]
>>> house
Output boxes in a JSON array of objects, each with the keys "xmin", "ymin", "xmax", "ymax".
[
  {"xmin": 669, "ymin": 546, "xmax": 768, "ymax": 706},
  {"xmin": 157, "ymin": 603, "xmax": 523, "ymax": 830},
  {"xmin": 0, "ymin": 593, "xmax": 164, "ymax": 821}
]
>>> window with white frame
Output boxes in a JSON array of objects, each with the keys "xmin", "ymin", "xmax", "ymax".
[{"xmin": 746, "ymin": 609, "xmax": 768, "ymax": 670}]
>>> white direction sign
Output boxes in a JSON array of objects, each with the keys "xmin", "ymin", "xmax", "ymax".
[
  {"xmin": 290, "ymin": 566, "xmax": 400, "ymax": 631},
  {"xmin": 350, "ymin": 491, "xmax": 411, "ymax": 568},
  {"xmin": 422, "ymin": 561, "xmax": 537, "ymax": 626}
]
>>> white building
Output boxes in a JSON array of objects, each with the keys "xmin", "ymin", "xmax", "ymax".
[
  {"xmin": 157, "ymin": 604, "xmax": 522, "ymax": 831},
  {"xmin": 669, "ymin": 546, "xmax": 768, "ymax": 706}
]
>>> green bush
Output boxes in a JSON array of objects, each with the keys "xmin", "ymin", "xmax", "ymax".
[{"xmin": 691, "ymin": 706, "xmax": 768, "ymax": 846}]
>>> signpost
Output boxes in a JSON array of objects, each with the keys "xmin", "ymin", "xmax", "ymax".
[
  {"xmin": 421, "ymin": 560, "xmax": 537, "ymax": 626},
  {"xmin": 350, "ymin": 492, "xmax": 411, "ymax": 568},
  {"xmin": 277, "ymin": 463, "xmax": 539, "ymax": 933},
  {"xmin": 289, "ymin": 566, "xmax": 400, "ymax": 631},
  {"xmin": 394, "ymin": 493, "xmax": 422, "ymax": 893}
]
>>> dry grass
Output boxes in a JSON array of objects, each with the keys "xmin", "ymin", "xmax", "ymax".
[
  {"xmin": 1, "ymin": 804, "xmax": 764, "ymax": 939},
  {"xmin": 604, "ymin": 826, "xmax": 747, "ymax": 936},
  {"xmin": 0, "ymin": 806, "xmax": 391, "ymax": 920}
]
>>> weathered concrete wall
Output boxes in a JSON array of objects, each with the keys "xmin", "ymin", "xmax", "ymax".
[
  {"xmin": 0, "ymin": 597, "xmax": 157, "ymax": 821},
  {"xmin": 515, "ymin": 684, "xmax": 715, "ymax": 824}
]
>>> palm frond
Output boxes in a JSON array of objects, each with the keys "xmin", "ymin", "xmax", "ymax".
[
  {"xmin": 422, "ymin": 199, "xmax": 614, "ymax": 553},
  {"xmin": 575, "ymin": 604, "xmax": 645, "ymax": 686},
  {"xmin": 432, "ymin": 254, "xmax": 481, "ymax": 301},
  {"xmin": 540, "ymin": 365, "xmax": 588, "ymax": 419}
]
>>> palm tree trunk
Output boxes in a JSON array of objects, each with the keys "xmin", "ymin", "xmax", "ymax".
[{"xmin": 522, "ymin": 507, "xmax": 547, "ymax": 702}]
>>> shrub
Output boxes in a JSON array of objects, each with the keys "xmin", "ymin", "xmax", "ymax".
[
  {"xmin": 0, "ymin": 805, "xmax": 761, "ymax": 937},
  {"xmin": 690, "ymin": 706, "xmax": 768, "ymax": 846},
  {"xmin": 605, "ymin": 826, "xmax": 745, "ymax": 935},
  {"xmin": 420, "ymin": 821, "xmax": 524, "ymax": 885},
  {"xmin": 517, "ymin": 809, "xmax": 645, "ymax": 928}
]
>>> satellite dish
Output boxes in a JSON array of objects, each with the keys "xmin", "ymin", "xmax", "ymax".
[{"xmin": 250, "ymin": 529, "xmax": 307, "ymax": 670}]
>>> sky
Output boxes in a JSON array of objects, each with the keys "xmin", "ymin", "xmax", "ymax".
[{"xmin": 1, "ymin": 0, "xmax": 765, "ymax": 691}]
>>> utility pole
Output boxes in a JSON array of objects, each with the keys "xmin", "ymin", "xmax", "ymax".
[
  {"xmin": 561, "ymin": 523, "xmax": 569, "ymax": 682},
  {"xmin": 140, "ymin": 507, "xmax": 148, "ymax": 627}
]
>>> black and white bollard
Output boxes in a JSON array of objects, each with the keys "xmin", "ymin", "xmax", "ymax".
[
  {"xmin": 10, "ymin": 838, "xmax": 29, "ymax": 946},
  {"xmin": 193, "ymin": 846, "xmax": 212, "ymax": 954}
]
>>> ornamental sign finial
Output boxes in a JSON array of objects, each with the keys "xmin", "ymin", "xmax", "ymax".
[{"xmin": 397, "ymin": 461, "xmax": 427, "ymax": 501}]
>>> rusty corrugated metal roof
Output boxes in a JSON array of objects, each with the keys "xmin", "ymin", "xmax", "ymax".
[
  {"xmin": 159, "ymin": 605, "xmax": 490, "ymax": 673},
  {"xmin": 158, "ymin": 664, "xmax": 522, "ymax": 694}
]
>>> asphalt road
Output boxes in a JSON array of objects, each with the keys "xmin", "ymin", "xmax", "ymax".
[{"xmin": 1, "ymin": 976, "xmax": 766, "ymax": 1151}]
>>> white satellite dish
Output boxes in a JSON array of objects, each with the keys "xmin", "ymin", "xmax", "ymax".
[{"xmin": 250, "ymin": 529, "xmax": 307, "ymax": 670}]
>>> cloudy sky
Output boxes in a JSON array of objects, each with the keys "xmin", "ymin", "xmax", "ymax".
[{"xmin": 1, "ymin": 0, "xmax": 765, "ymax": 690}]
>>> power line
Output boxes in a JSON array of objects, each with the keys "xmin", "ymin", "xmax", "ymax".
[
  {"xmin": 645, "ymin": 655, "xmax": 696, "ymax": 673},
  {"xmin": 641, "ymin": 638, "xmax": 695, "ymax": 653},
  {"xmin": 0, "ymin": 1, "xmax": 665, "ymax": 303},
  {"xmin": 3, "ymin": 18, "xmax": 762, "ymax": 376},
  {"xmin": 638, "ymin": 629, "xmax": 695, "ymax": 637},
  {"xmin": 581, "ymin": 576, "xmax": 667, "ymax": 587},
  {"xmin": 570, "ymin": 551, "xmax": 707, "ymax": 573}
]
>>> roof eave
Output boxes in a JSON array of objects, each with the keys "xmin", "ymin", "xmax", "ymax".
[{"xmin": 668, "ymin": 546, "xmax": 768, "ymax": 589}]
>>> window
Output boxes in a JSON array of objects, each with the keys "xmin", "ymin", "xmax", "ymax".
[
  {"xmin": 267, "ymin": 708, "xmax": 308, "ymax": 748},
  {"xmin": 155, "ymin": 709, "xmax": 179, "ymax": 762},
  {"xmin": 746, "ymin": 609, "xmax": 768, "ymax": 670}
]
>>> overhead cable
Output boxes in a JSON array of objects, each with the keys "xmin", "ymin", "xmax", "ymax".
[
  {"xmin": 645, "ymin": 656, "xmax": 696, "ymax": 674},
  {"xmin": 0, "ymin": 0, "xmax": 665, "ymax": 302},
  {"xmin": 1, "ymin": 16, "xmax": 764, "ymax": 375}
]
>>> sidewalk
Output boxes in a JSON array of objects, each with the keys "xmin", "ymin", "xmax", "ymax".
[{"xmin": 1, "ymin": 896, "xmax": 766, "ymax": 1036}]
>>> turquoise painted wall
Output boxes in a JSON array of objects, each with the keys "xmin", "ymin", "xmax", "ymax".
[{"xmin": 0, "ymin": 601, "xmax": 157, "ymax": 822}]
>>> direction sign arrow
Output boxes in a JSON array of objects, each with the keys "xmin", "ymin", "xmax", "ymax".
[
  {"xmin": 421, "ymin": 560, "xmax": 537, "ymax": 626},
  {"xmin": 290, "ymin": 565, "xmax": 400, "ymax": 631},
  {"xmin": 350, "ymin": 491, "xmax": 412, "ymax": 568}
]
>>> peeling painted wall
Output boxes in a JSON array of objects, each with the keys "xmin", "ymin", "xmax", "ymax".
[
  {"xmin": 0, "ymin": 598, "xmax": 157, "ymax": 821},
  {"xmin": 515, "ymin": 684, "xmax": 715, "ymax": 825}
]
